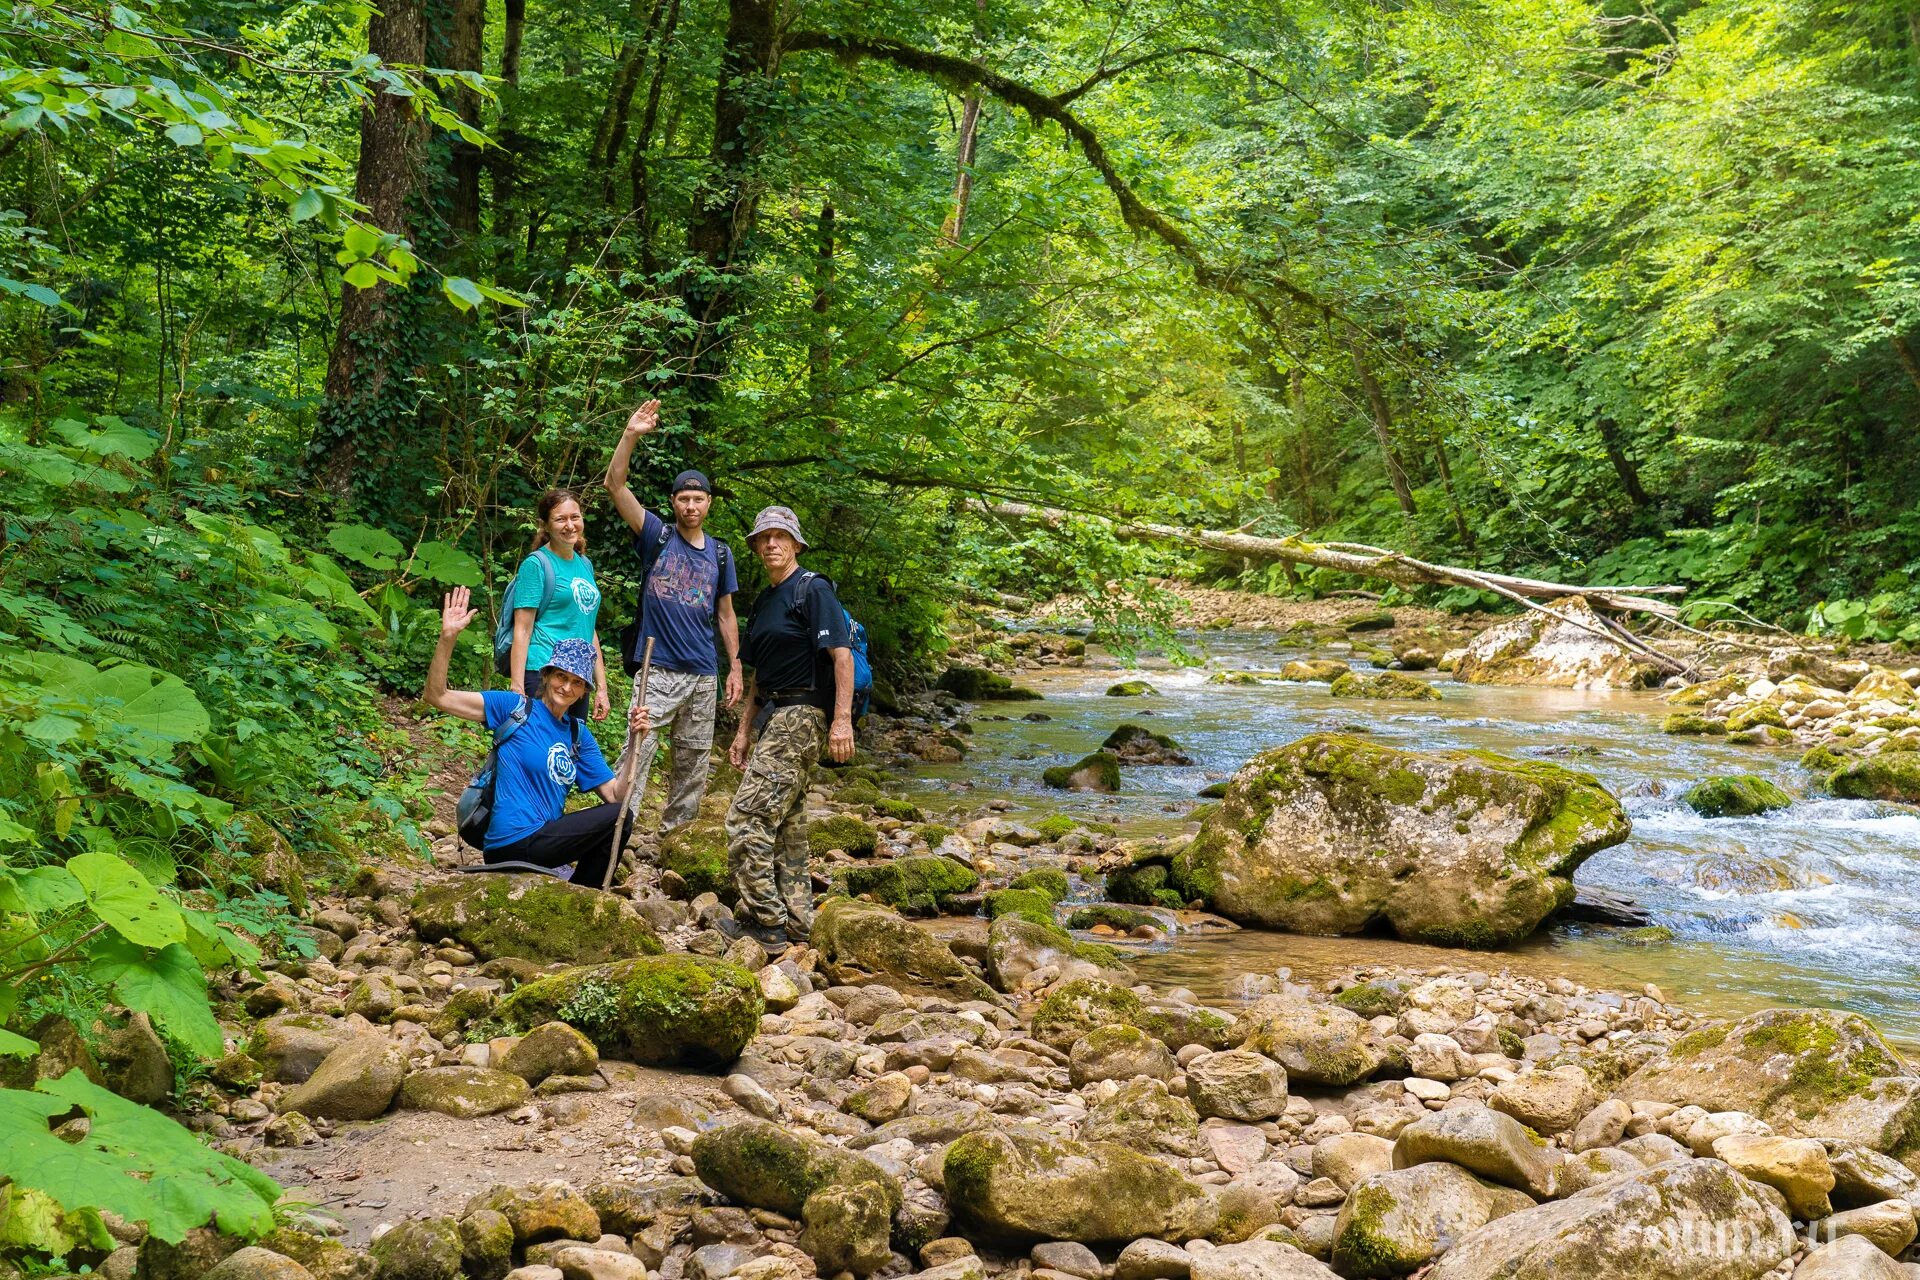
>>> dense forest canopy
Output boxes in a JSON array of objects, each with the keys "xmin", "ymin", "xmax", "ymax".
[{"xmin": 5, "ymin": 0, "xmax": 1920, "ymax": 650}]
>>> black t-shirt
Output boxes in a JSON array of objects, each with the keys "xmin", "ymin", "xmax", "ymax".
[{"xmin": 745, "ymin": 570, "xmax": 852, "ymax": 711}]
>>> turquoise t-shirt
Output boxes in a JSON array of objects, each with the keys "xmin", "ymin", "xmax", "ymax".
[{"xmin": 510, "ymin": 547, "xmax": 602, "ymax": 673}]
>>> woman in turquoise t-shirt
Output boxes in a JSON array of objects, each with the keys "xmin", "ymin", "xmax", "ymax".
[{"xmin": 508, "ymin": 488, "xmax": 609, "ymax": 720}]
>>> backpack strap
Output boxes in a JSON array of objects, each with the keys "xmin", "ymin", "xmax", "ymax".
[
  {"xmin": 533, "ymin": 548, "xmax": 558, "ymax": 616},
  {"xmin": 491, "ymin": 695, "xmax": 535, "ymax": 750}
]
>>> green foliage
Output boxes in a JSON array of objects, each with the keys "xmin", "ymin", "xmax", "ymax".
[{"xmin": 0, "ymin": 1071, "xmax": 281, "ymax": 1249}]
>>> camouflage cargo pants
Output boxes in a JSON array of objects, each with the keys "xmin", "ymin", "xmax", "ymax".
[
  {"xmin": 725, "ymin": 705, "xmax": 824, "ymax": 933},
  {"xmin": 619, "ymin": 669, "xmax": 719, "ymax": 833}
]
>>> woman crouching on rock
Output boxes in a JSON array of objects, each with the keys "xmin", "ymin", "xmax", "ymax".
[{"xmin": 427, "ymin": 587, "xmax": 647, "ymax": 886}]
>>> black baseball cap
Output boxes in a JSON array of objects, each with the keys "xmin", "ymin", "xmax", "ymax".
[{"xmin": 672, "ymin": 470, "xmax": 712, "ymax": 495}]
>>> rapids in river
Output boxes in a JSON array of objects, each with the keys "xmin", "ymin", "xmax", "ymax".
[{"xmin": 901, "ymin": 630, "xmax": 1920, "ymax": 1043}]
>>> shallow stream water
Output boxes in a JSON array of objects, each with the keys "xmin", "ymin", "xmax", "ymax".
[{"xmin": 901, "ymin": 630, "xmax": 1920, "ymax": 1043}]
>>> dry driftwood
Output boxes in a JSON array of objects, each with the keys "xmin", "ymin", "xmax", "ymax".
[{"xmin": 975, "ymin": 500, "xmax": 1695, "ymax": 674}]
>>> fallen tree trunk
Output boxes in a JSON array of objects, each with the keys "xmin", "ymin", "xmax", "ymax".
[
  {"xmin": 974, "ymin": 501, "xmax": 1682, "ymax": 617},
  {"xmin": 976, "ymin": 500, "xmax": 1695, "ymax": 674}
]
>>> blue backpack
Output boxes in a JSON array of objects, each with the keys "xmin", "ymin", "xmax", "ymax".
[{"xmin": 795, "ymin": 571, "xmax": 874, "ymax": 718}]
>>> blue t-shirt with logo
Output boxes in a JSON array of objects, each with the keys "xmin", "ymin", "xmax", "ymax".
[
  {"xmin": 510, "ymin": 547, "xmax": 602, "ymax": 673},
  {"xmin": 480, "ymin": 692, "xmax": 614, "ymax": 848},
  {"xmin": 634, "ymin": 510, "xmax": 738, "ymax": 675}
]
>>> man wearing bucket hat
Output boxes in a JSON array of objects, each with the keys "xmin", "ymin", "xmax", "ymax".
[
  {"xmin": 425, "ymin": 597, "xmax": 650, "ymax": 886},
  {"xmin": 605, "ymin": 400, "xmax": 742, "ymax": 834},
  {"xmin": 726, "ymin": 505, "xmax": 855, "ymax": 945}
]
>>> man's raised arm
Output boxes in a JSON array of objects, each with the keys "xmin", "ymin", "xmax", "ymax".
[{"xmin": 605, "ymin": 399, "xmax": 661, "ymax": 535}]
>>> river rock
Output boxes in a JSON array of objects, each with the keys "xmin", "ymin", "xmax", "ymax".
[
  {"xmin": 943, "ymin": 1130, "xmax": 1217, "ymax": 1243},
  {"xmin": 1681, "ymin": 776, "xmax": 1793, "ymax": 819},
  {"xmin": 489, "ymin": 955, "xmax": 762, "ymax": 1066},
  {"xmin": 1233, "ymin": 993, "xmax": 1386, "ymax": 1086},
  {"xmin": 1104, "ymin": 725, "xmax": 1195, "ymax": 766},
  {"xmin": 1392, "ymin": 1104, "xmax": 1560, "ymax": 1199},
  {"xmin": 986, "ymin": 913, "xmax": 1124, "ymax": 992},
  {"xmin": 246, "ymin": 1015, "xmax": 351, "ymax": 1085},
  {"xmin": 1079, "ymin": 1078, "xmax": 1206, "ymax": 1158},
  {"xmin": 1489, "ymin": 1066, "xmax": 1597, "ymax": 1135},
  {"xmin": 1768, "ymin": 650, "xmax": 1868, "ymax": 692},
  {"xmin": 1187, "ymin": 1050, "xmax": 1289, "ymax": 1121},
  {"xmin": 1043, "ymin": 751, "xmax": 1122, "ymax": 792},
  {"xmin": 692, "ymin": 1119, "xmax": 901, "ymax": 1218},
  {"xmin": 465, "ymin": 1184, "xmax": 601, "ymax": 1244},
  {"xmin": 1027, "ymin": 979, "xmax": 1232, "ymax": 1054},
  {"xmin": 1709, "ymin": 1135, "xmax": 1835, "ymax": 1220},
  {"xmin": 1809, "ymin": 1199, "xmax": 1917, "ymax": 1255},
  {"xmin": 278, "ymin": 1035, "xmax": 406, "ymax": 1121},
  {"xmin": 409, "ymin": 875, "xmax": 664, "ymax": 965},
  {"xmin": 1328, "ymin": 671, "xmax": 1441, "ymax": 701},
  {"xmin": 458, "ymin": 1212, "xmax": 514, "ymax": 1280},
  {"xmin": 1313, "ymin": 1133, "xmax": 1394, "ymax": 1191},
  {"xmin": 1279, "ymin": 660, "xmax": 1350, "ymax": 683},
  {"xmin": 1615, "ymin": 1008, "xmax": 1920, "ymax": 1152},
  {"xmin": 1792, "ymin": 1234, "xmax": 1908, "ymax": 1279},
  {"xmin": 1425, "ymin": 1158, "xmax": 1793, "ymax": 1280},
  {"xmin": 799, "ymin": 1181, "xmax": 894, "ymax": 1276},
  {"xmin": 398, "ymin": 1066, "xmax": 531, "ymax": 1118},
  {"xmin": 1187, "ymin": 1239, "xmax": 1338, "ymax": 1280},
  {"xmin": 1171, "ymin": 734, "xmax": 1629, "ymax": 947},
  {"xmin": 1331, "ymin": 1163, "xmax": 1516, "ymax": 1278},
  {"xmin": 548, "ymin": 1248, "xmax": 645, "ymax": 1280},
  {"xmin": 1069, "ymin": 1024, "xmax": 1176, "ymax": 1086},
  {"xmin": 1114, "ymin": 1240, "xmax": 1193, "ymax": 1280},
  {"xmin": 98, "ymin": 1012, "xmax": 173, "ymax": 1105},
  {"xmin": 1824, "ymin": 1141, "xmax": 1919, "ymax": 1207},
  {"xmin": 501, "ymin": 1023, "xmax": 599, "ymax": 1085},
  {"xmin": 202, "ymin": 1250, "xmax": 314, "ymax": 1280},
  {"xmin": 1453, "ymin": 597, "xmax": 1658, "ymax": 690},
  {"xmin": 811, "ymin": 896, "xmax": 1001, "ymax": 1003},
  {"xmin": 1827, "ymin": 755, "xmax": 1920, "ymax": 805},
  {"xmin": 370, "ymin": 1221, "xmax": 462, "ymax": 1280}
]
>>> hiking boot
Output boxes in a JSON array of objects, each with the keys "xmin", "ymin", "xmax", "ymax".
[{"xmin": 724, "ymin": 920, "xmax": 785, "ymax": 948}]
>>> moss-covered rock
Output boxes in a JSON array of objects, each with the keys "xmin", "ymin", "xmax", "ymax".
[
  {"xmin": 1234, "ymin": 993, "xmax": 1386, "ymax": 1087},
  {"xmin": 1279, "ymin": 659, "xmax": 1351, "ymax": 683},
  {"xmin": 1065, "ymin": 904, "xmax": 1161, "ymax": 932},
  {"xmin": 277, "ymin": 1035, "xmax": 405, "ymax": 1121},
  {"xmin": 692, "ymin": 1118, "xmax": 902, "ymax": 1217},
  {"xmin": 1331, "ymin": 1164, "xmax": 1511, "ymax": 1278},
  {"xmin": 938, "ymin": 666, "xmax": 1042, "ymax": 701},
  {"xmin": 1662, "ymin": 713, "xmax": 1727, "ymax": 736},
  {"xmin": 1042, "ymin": 751, "xmax": 1122, "ymax": 792},
  {"xmin": 1827, "ymin": 754, "xmax": 1920, "ymax": 804},
  {"xmin": 834, "ymin": 856, "xmax": 980, "ymax": 914},
  {"xmin": 982, "ymin": 886, "xmax": 1055, "ymax": 925},
  {"xmin": 489, "ymin": 955, "xmax": 762, "ymax": 1067},
  {"xmin": 499, "ymin": 1021, "xmax": 598, "ymax": 1084},
  {"xmin": 985, "ymin": 913, "xmax": 1126, "ymax": 992},
  {"xmin": 1170, "ymin": 733, "xmax": 1628, "ymax": 947},
  {"xmin": 1329, "ymin": 671, "xmax": 1441, "ymax": 701},
  {"xmin": 1026, "ymin": 977, "xmax": 1231, "ymax": 1053},
  {"xmin": 1032, "ymin": 813, "xmax": 1077, "ymax": 840},
  {"xmin": 809, "ymin": 814, "xmax": 879, "ymax": 857},
  {"xmin": 1007, "ymin": 866, "xmax": 1069, "ymax": 902},
  {"xmin": 1334, "ymin": 981, "xmax": 1407, "ymax": 1018},
  {"xmin": 1105, "ymin": 681, "xmax": 1158, "ymax": 697},
  {"xmin": 368, "ymin": 1220, "xmax": 460, "ymax": 1280},
  {"xmin": 1106, "ymin": 860, "xmax": 1170, "ymax": 905},
  {"xmin": 410, "ymin": 875, "xmax": 663, "ymax": 965},
  {"xmin": 397, "ymin": 1067, "xmax": 530, "ymax": 1118},
  {"xmin": 1617, "ymin": 1007, "xmax": 1920, "ymax": 1153},
  {"xmin": 1726, "ymin": 702, "xmax": 1788, "ymax": 732},
  {"xmin": 874, "ymin": 796, "xmax": 923, "ymax": 822},
  {"xmin": 811, "ymin": 896, "xmax": 1001, "ymax": 1003},
  {"xmin": 1666, "ymin": 672, "xmax": 1747, "ymax": 706},
  {"xmin": 1682, "ymin": 775, "xmax": 1794, "ymax": 818},
  {"xmin": 233, "ymin": 812, "xmax": 310, "ymax": 917},
  {"xmin": 1079, "ymin": 1078, "xmax": 1205, "ymax": 1158},
  {"xmin": 659, "ymin": 822, "xmax": 732, "ymax": 900},
  {"xmin": 943, "ymin": 1130, "xmax": 1216, "ymax": 1243},
  {"xmin": 1102, "ymin": 725, "xmax": 1194, "ymax": 765}
]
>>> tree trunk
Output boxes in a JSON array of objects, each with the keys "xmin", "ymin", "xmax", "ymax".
[
  {"xmin": 308, "ymin": 0, "xmax": 431, "ymax": 502},
  {"xmin": 488, "ymin": 0, "xmax": 528, "ymax": 271},
  {"xmin": 1348, "ymin": 339, "xmax": 1415, "ymax": 516},
  {"xmin": 1429, "ymin": 432, "xmax": 1475, "ymax": 552},
  {"xmin": 1894, "ymin": 334, "xmax": 1920, "ymax": 398},
  {"xmin": 1593, "ymin": 414, "xmax": 1650, "ymax": 508},
  {"xmin": 436, "ymin": 0, "xmax": 488, "ymax": 239},
  {"xmin": 682, "ymin": 0, "xmax": 778, "ymax": 428},
  {"xmin": 1289, "ymin": 367, "xmax": 1315, "ymax": 525},
  {"xmin": 627, "ymin": 0, "xmax": 682, "ymax": 276},
  {"xmin": 940, "ymin": 95, "xmax": 982, "ymax": 244}
]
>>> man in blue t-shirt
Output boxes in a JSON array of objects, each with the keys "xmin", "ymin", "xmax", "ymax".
[
  {"xmin": 426, "ymin": 599, "xmax": 650, "ymax": 888},
  {"xmin": 605, "ymin": 400, "xmax": 742, "ymax": 832}
]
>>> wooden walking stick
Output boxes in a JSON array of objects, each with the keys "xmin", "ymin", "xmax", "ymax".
[{"xmin": 601, "ymin": 636, "xmax": 653, "ymax": 892}]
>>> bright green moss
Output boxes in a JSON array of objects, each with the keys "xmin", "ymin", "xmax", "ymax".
[
  {"xmin": 1033, "ymin": 813, "xmax": 1078, "ymax": 841},
  {"xmin": 1042, "ymin": 751, "xmax": 1122, "ymax": 792},
  {"xmin": 1683, "ymin": 775, "xmax": 1793, "ymax": 818},
  {"xmin": 1065, "ymin": 904, "xmax": 1160, "ymax": 932},
  {"xmin": 1663, "ymin": 713, "xmax": 1728, "ymax": 736},
  {"xmin": 1329, "ymin": 671, "xmax": 1441, "ymax": 701},
  {"xmin": 984, "ymin": 887, "xmax": 1056, "ymax": 925},
  {"xmin": 809, "ymin": 814, "xmax": 878, "ymax": 857},
  {"xmin": 1008, "ymin": 866, "xmax": 1070, "ymax": 902}
]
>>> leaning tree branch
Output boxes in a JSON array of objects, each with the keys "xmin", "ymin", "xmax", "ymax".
[{"xmin": 972, "ymin": 500, "xmax": 1687, "ymax": 620}]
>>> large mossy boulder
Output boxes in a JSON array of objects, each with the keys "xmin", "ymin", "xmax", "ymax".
[
  {"xmin": 1102, "ymin": 725, "xmax": 1194, "ymax": 766},
  {"xmin": 277, "ymin": 1035, "xmax": 406, "ymax": 1121},
  {"xmin": 1826, "ymin": 754, "xmax": 1920, "ymax": 804},
  {"xmin": 1279, "ymin": 659, "xmax": 1350, "ymax": 683},
  {"xmin": 938, "ymin": 666, "xmax": 1042, "ymax": 701},
  {"xmin": 985, "ymin": 913, "xmax": 1126, "ymax": 993},
  {"xmin": 1106, "ymin": 681, "xmax": 1157, "ymax": 697},
  {"xmin": 1234, "ymin": 993, "xmax": 1386, "ymax": 1088},
  {"xmin": 489, "ymin": 955, "xmax": 762, "ymax": 1067},
  {"xmin": 1422, "ymin": 1159, "xmax": 1792, "ymax": 1280},
  {"xmin": 1332, "ymin": 1164, "xmax": 1523, "ymax": 1278},
  {"xmin": 1030, "ymin": 978, "xmax": 1233, "ymax": 1054},
  {"xmin": 1170, "ymin": 733, "xmax": 1629, "ymax": 947},
  {"xmin": 692, "ymin": 1118, "xmax": 901, "ymax": 1217},
  {"xmin": 1042, "ymin": 751, "xmax": 1121, "ymax": 792},
  {"xmin": 1451, "ymin": 597, "xmax": 1660, "ymax": 691},
  {"xmin": 1682, "ymin": 776, "xmax": 1792, "ymax": 818},
  {"xmin": 811, "ymin": 896, "xmax": 1001, "ymax": 1003},
  {"xmin": 809, "ymin": 814, "xmax": 879, "ymax": 857},
  {"xmin": 943, "ymin": 1130, "xmax": 1217, "ymax": 1244},
  {"xmin": 410, "ymin": 875, "xmax": 663, "ymax": 965},
  {"xmin": 1328, "ymin": 671, "xmax": 1441, "ymax": 701},
  {"xmin": 1615, "ymin": 1008, "xmax": 1920, "ymax": 1153},
  {"xmin": 834, "ymin": 856, "xmax": 980, "ymax": 914}
]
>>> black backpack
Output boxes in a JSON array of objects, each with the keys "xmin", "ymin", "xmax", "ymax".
[
  {"xmin": 455, "ymin": 698, "xmax": 581, "ymax": 849},
  {"xmin": 617, "ymin": 520, "xmax": 733, "ymax": 675}
]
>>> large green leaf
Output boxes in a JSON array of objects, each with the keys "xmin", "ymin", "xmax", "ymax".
[
  {"xmin": 0, "ymin": 1072, "xmax": 280, "ymax": 1244},
  {"xmin": 0, "ymin": 1028, "xmax": 37, "ymax": 1058},
  {"xmin": 406, "ymin": 540, "xmax": 483, "ymax": 587},
  {"xmin": 324, "ymin": 523, "xmax": 403, "ymax": 571},
  {"xmin": 86, "ymin": 664, "xmax": 210, "ymax": 746},
  {"xmin": 87, "ymin": 938, "xmax": 223, "ymax": 1058},
  {"xmin": 66, "ymin": 851, "xmax": 186, "ymax": 948}
]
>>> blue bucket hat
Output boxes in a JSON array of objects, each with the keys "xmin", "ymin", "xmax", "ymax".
[{"xmin": 542, "ymin": 638, "xmax": 599, "ymax": 689}]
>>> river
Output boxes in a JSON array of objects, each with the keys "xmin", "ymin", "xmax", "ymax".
[{"xmin": 901, "ymin": 630, "xmax": 1920, "ymax": 1043}]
